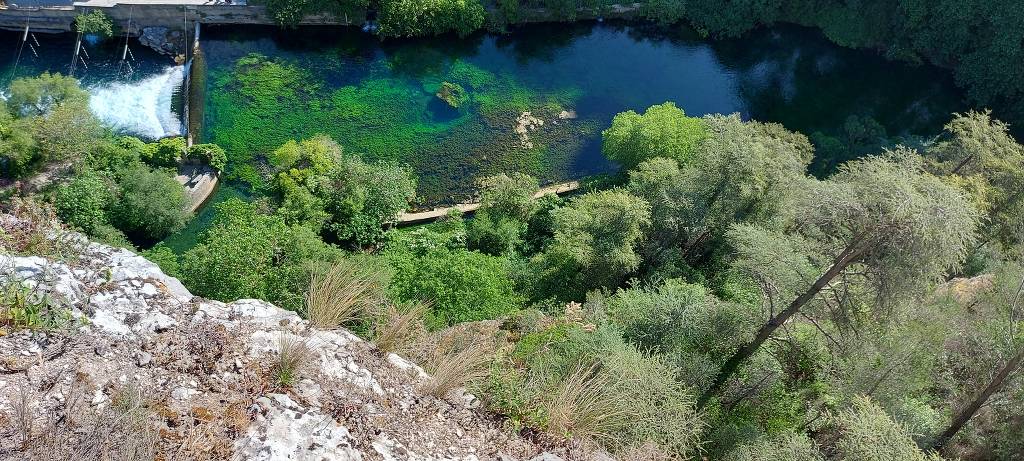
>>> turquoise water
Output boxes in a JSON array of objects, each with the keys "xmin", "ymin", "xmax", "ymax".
[{"xmin": 199, "ymin": 21, "xmax": 967, "ymax": 204}]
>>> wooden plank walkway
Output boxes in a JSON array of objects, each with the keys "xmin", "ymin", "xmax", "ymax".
[{"xmin": 396, "ymin": 180, "xmax": 580, "ymax": 226}]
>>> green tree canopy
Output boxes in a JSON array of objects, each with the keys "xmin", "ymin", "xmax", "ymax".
[
  {"xmin": 108, "ymin": 164, "xmax": 191, "ymax": 242},
  {"xmin": 602, "ymin": 102, "xmax": 708, "ymax": 171},
  {"xmin": 181, "ymin": 198, "xmax": 341, "ymax": 310},
  {"xmin": 534, "ymin": 189, "xmax": 651, "ymax": 300},
  {"xmin": 8, "ymin": 72, "xmax": 89, "ymax": 117}
]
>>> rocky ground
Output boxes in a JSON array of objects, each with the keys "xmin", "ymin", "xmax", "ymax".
[{"xmin": 0, "ymin": 213, "xmax": 585, "ymax": 460}]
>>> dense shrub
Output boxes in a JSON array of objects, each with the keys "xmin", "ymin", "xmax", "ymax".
[
  {"xmin": 186, "ymin": 143, "xmax": 227, "ymax": 172},
  {"xmin": 141, "ymin": 137, "xmax": 186, "ymax": 168},
  {"xmin": 52, "ymin": 170, "xmax": 115, "ymax": 235},
  {"xmin": 387, "ymin": 246, "xmax": 522, "ymax": 327},
  {"xmin": 180, "ymin": 198, "xmax": 341, "ymax": 310},
  {"xmin": 108, "ymin": 164, "xmax": 190, "ymax": 242},
  {"xmin": 602, "ymin": 102, "xmax": 707, "ymax": 171},
  {"xmin": 488, "ymin": 322, "xmax": 704, "ymax": 458},
  {"xmin": 377, "ymin": 0, "xmax": 487, "ymax": 37}
]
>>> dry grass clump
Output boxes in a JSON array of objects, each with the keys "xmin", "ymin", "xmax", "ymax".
[
  {"xmin": 0, "ymin": 198, "xmax": 78, "ymax": 259},
  {"xmin": 418, "ymin": 328, "xmax": 497, "ymax": 398},
  {"xmin": 10, "ymin": 382, "xmax": 159, "ymax": 461},
  {"xmin": 302, "ymin": 260, "xmax": 384, "ymax": 329},
  {"xmin": 271, "ymin": 334, "xmax": 315, "ymax": 388},
  {"xmin": 371, "ymin": 301, "xmax": 429, "ymax": 355},
  {"xmin": 542, "ymin": 363, "xmax": 630, "ymax": 444}
]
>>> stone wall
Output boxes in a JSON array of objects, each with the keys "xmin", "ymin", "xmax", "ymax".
[{"xmin": 0, "ymin": 4, "xmax": 354, "ymax": 35}]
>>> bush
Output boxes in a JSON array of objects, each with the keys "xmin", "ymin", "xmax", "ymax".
[
  {"xmin": 74, "ymin": 11, "xmax": 114, "ymax": 37},
  {"xmin": 602, "ymin": 102, "xmax": 708, "ymax": 171},
  {"xmin": 180, "ymin": 198, "xmax": 341, "ymax": 310},
  {"xmin": 52, "ymin": 170, "xmax": 114, "ymax": 235},
  {"xmin": 488, "ymin": 323, "xmax": 704, "ymax": 458},
  {"xmin": 324, "ymin": 155, "xmax": 417, "ymax": 247},
  {"xmin": 108, "ymin": 164, "xmax": 190, "ymax": 242},
  {"xmin": 141, "ymin": 137, "xmax": 186, "ymax": 168},
  {"xmin": 141, "ymin": 244, "xmax": 181, "ymax": 279},
  {"xmin": 377, "ymin": 0, "xmax": 487, "ymax": 37},
  {"xmin": 186, "ymin": 143, "xmax": 227, "ymax": 171},
  {"xmin": 387, "ymin": 247, "xmax": 522, "ymax": 328}
]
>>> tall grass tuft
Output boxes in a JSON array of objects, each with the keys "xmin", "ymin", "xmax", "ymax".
[
  {"xmin": 302, "ymin": 260, "xmax": 382, "ymax": 329},
  {"xmin": 272, "ymin": 334, "xmax": 314, "ymax": 388},
  {"xmin": 371, "ymin": 301, "xmax": 429, "ymax": 355},
  {"xmin": 542, "ymin": 362, "xmax": 631, "ymax": 444},
  {"xmin": 419, "ymin": 329, "xmax": 496, "ymax": 398}
]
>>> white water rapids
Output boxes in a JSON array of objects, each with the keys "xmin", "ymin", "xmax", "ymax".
[{"xmin": 87, "ymin": 66, "xmax": 184, "ymax": 140}]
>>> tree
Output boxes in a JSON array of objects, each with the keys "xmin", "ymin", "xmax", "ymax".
[
  {"xmin": 698, "ymin": 151, "xmax": 979, "ymax": 407},
  {"xmin": 32, "ymin": 102, "xmax": 103, "ymax": 165},
  {"xmin": 599, "ymin": 279, "xmax": 759, "ymax": 392},
  {"xmin": 377, "ymin": 0, "xmax": 486, "ymax": 37},
  {"xmin": 534, "ymin": 190, "xmax": 651, "ymax": 300},
  {"xmin": 186, "ymin": 143, "xmax": 227, "ymax": 172},
  {"xmin": 466, "ymin": 173, "xmax": 539, "ymax": 255},
  {"xmin": 602, "ymin": 102, "xmax": 708, "ymax": 171},
  {"xmin": 930, "ymin": 258, "xmax": 1024, "ymax": 451},
  {"xmin": 387, "ymin": 247, "xmax": 522, "ymax": 327},
  {"xmin": 7, "ymin": 72, "xmax": 88, "ymax": 117},
  {"xmin": 925, "ymin": 110, "xmax": 1024, "ymax": 250},
  {"xmin": 0, "ymin": 106, "xmax": 36, "ymax": 177},
  {"xmin": 324, "ymin": 155, "xmax": 416, "ymax": 247},
  {"xmin": 74, "ymin": 10, "xmax": 114, "ymax": 37},
  {"xmin": 141, "ymin": 137, "xmax": 186, "ymax": 168},
  {"xmin": 108, "ymin": 164, "xmax": 190, "ymax": 242},
  {"xmin": 181, "ymin": 198, "xmax": 340, "ymax": 310},
  {"xmin": 626, "ymin": 115, "xmax": 812, "ymax": 269}
]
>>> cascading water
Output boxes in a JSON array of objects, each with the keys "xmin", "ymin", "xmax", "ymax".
[{"xmin": 87, "ymin": 66, "xmax": 184, "ymax": 140}]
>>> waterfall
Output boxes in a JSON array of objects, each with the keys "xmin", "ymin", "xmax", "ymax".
[{"xmin": 87, "ymin": 66, "xmax": 184, "ymax": 140}]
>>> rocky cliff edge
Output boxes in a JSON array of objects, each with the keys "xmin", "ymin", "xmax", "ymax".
[{"xmin": 0, "ymin": 213, "xmax": 564, "ymax": 461}]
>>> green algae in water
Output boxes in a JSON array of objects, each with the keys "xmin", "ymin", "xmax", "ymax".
[{"xmin": 206, "ymin": 51, "xmax": 587, "ymax": 201}]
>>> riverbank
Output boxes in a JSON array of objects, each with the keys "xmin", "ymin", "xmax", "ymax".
[{"xmin": 0, "ymin": 3, "xmax": 348, "ymax": 35}]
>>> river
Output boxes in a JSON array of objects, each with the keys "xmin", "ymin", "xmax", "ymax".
[
  {"xmin": 199, "ymin": 21, "xmax": 966, "ymax": 203},
  {"xmin": 0, "ymin": 21, "xmax": 971, "ymax": 252}
]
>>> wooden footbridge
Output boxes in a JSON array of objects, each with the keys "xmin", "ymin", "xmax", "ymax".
[{"xmin": 396, "ymin": 180, "xmax": 580, "ymax": 225}]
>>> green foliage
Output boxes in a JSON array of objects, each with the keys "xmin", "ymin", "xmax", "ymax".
[
  {"xmin": 186, "ymin": 143, "xmax": 227, "ymax": 171},
  {"xmin": 387, "ymin": 246, "xmax": 522, "ymax": 327},
  {"xmin": 598, "ymin": 279, "xmax": 758, "ymax": 393},
  {"xmin": 141, "ymin": 137, "xmax": 186, "ymax": 168},
  {"xmin": 323, "ymin": 154, "xmax": 417, "ymax": 247},
  {"xmin": 180, "ymin": 198, "xmax": 341, "ymax": 310},
  {"xmin": 52, "ymin": 170, "xmax": 115, "ymax": 235},
  {"xmin": 0, "ymin": 107, "xmax": 36, "ymax": 177},
  {"xmin": 726, "ymin": 432, "xmax": 823, "ymax": 461},
  {"xmin": 466, "ymin": 173, "xmax": 539, "ymax": 255},
  {"xmin": 7, "ymin": 72, "xmax": 88, "ymax": 117},
  {"xmin": 0, "ymin": 279, "xmax": 73, "ymax": 332},
  {"xmin": 108, "ymin": 164, "xmax": 190, "ymax": 243},
  {"xmin": 602, "ymin": 102, "xmax": 708, "ymax": 171},
  {"xmin": 377, "ymin": 0, "xmax": 487, "ymax": 37},
  {"xmin": 533, "ymin": 189, "xmax": 650, "ymax": 300},
  {"xmin": 833, "ymin": 397, "xmax": 937, "ymax": 461},
  {"xmin": 925, "ymin": 110, "xmax": 1024, "ymax": 250},
  {"xmin": 436, "ymin": 81, "xmax": 468, "ymax": 108},
  {"xmin": 141, "ymin": 244, "xmax": 182, "ymax": 279},
  {"xmin": 488, "ymin": 322, "xmax": 704, "ymax": 458},
  {"xmin": 75, "ymin": 10, "xmax": 114, "ymax": 37},
  {"xmin": 625, "ymin": 113, "xmax": 812, "ymax": 272},
  {"xmin": 261, "ymin": 0, "xmax": 368, "ymax": 27}
]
